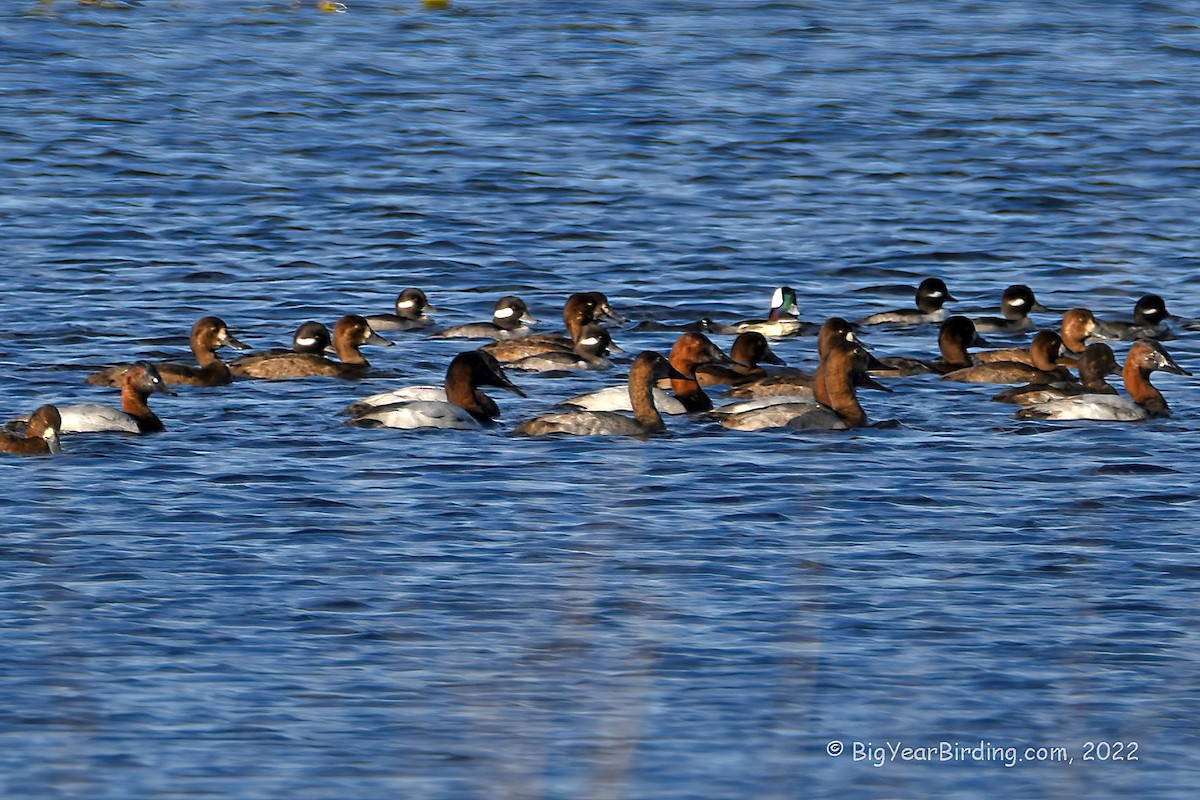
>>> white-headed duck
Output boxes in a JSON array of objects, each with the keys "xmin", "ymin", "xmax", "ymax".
[
  {"xmin": 992, "ymin": 343, "xmax": 1121, "ymax": 405},
  {"xmin": 231, "ymin": 315, "xmax": 392, "ymax": 380},
  {"xmin": 348, "ymin": 350, "xmax": 525, "ymax": 430},
  {"xmin": 0, "ymin": 405, "xmax": 62, "ymax": 456},
  {"xmin": 87, "ymin": 316, "xmax": 249, "ymax": 388},
  {"xmin": 55, "ymin": 361, "xmax": 176, "ymax": 434},
  {"xmin": 433, "ymin": 295, "xmax": 538, "ymax": 340},
  {"xmin": 712, "ymin": 287, "xmax": 808, "ymax": 337},
  {"xmin": 365, "ymin": 288, "xmax": 436, "ymax": 332},
  {"xmin": 942, "ymin": 330, "xmax": 1072, "ymax": 384},
  {"xmin": 484, "ymin": 291, "xmax": 624, "ymax": 361},
  {"xmin": 514, "ymin": 351, "xmax": 686, "ymax": 437},
  {"xmin": 694, "ymin": 332, "xmax": 786, "ymax": 387},
  {"xmin": 877, "ymin": 316, "xmax": 992, "ymax": 376},
  {"xmin": 507, "ymin": 324, "xmax": 620, "ymax": 372},
  {"xmin": 1015, "ymin": 340, "xmax": 1190, "ymax": 421},
  {"xmin": 860, "ymin": 277, "xmax": 954, "ymax": 325},
  {"xmin": 973, "ymin": 284, "xmax": 1048, "ymax": 334}
]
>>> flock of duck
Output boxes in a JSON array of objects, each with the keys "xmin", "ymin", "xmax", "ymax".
[{"xmin": 0, "ymin": 279, "xmax": 1191, "ymax": 456}]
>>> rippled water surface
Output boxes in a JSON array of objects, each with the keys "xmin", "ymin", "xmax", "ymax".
[{"xmin": 4, "ymin": 1, "xmax": 1200, "ymax": 797}]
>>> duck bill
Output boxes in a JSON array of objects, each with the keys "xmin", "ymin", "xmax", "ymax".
[
  {"xmin": 1087, "ymin": 320, "xmax": 1122, "ymax": 341},
  {"xmin": 520, "ymin": 312, "xmax": 539, "ymax": 325},
  {"xmin": 856, "ymin": 373, "xmax": 893, "ymax": 392},
  {"xmin": 224, "ymin": 334, "xmax": 250, "ymax": 351},
  {"xmin": 1162, "ymin": 355, "xmax": 1191, "ymax": 376},
  {"xmin": 598, "ymin": 304, "xmax": 627, "ymax": 324},
  {"xmin": 763, "ymin": 350, "xmax": 786, "ymax": 366},
  {"xmin": 365, "ymin": 330, "xmax": 394, "ymax": 347},
  {"xmin": 606, "ymin": 339, "xmax": 625, "ymax": 354},
  {"xmin": 973, "ymin": 333, "xmax": 995, "ymax": 348},
  {"xmin": 863, "ymin": 350, "xmax": 890, "ymax": 371},
  {"xmin": 1031, "ymin": 301, "xmax": 1050, "ymax": 312},
  {"xmin": 157, "ymin": 384, "xmax": 179, "ymax": 397}
]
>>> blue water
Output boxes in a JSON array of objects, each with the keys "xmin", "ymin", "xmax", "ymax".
[{"xmin": 3, "ymin": 1, "xmax": 1200, "ymax": 797}]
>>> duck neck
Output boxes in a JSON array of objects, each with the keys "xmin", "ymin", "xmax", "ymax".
[
  {"xmin": 445, "ymin": 361, "xmax": 499, "ymax": 422},
  {"xmin": 938, "ymin": 336, "xmax": 971, "ymax": 369},
  {"xmin": 815, "ymin": 358, "xmax": 866, "ymax": 427},
  {"xmin": 1124, "ymin": 362, "xmax": 1167, "ymax": 415},
  {"xmin": 335, "ymin": 339, "xmax": 368, "ymax": 365},
  {"xmin": 627, "ymin": 361, "xmax": 665, "ymax": 432},
  {"xmin": 120, "ymin": 385, "xmax": 164, "ymax": 431}
]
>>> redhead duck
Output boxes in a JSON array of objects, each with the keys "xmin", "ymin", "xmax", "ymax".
[
  {"xmin": 87, "ymin": 316, "xmax": 249, "ymax": 388},
  {"xmin": 54, "ymin": 362, "xmax": 175, "ymax": 434},
  {"xmin": 365, "ymin": 288, "xmax": 436, "ymax": 332},
  {"xmin": 694, "ymin": 332, "xmax": 786, "ymax": 387},
  {"xmin": 877, "ymin": 316, "xmax": 991, "ymax": 376},
  {"xmin": 1015, "ymin": 340, "xmax": 1190, "ymax": 421},
  {"xmin": 514, "ymin": 351, "xmax": 687, "ymax": 437},
  {"xmin": 723, "ymin": 317, "xmax": 861, "ymax": 398},
  {"xmin": 507, "ymin": 324, "xmax": 620, "ymax": 372},
  {"xmin": 976, "ymin": 308, "xmax": 1116, "ymax": 366},
  {"xmin": 0, "ymin": 405, "xmax": 62, "ymax": 456},
  {"xmin": 718, "ymin": 340, "xmax": 888, "ymax": 431},
  {"xmin": 483, "ymin": 292, "xmax": 624, "ymax": 361},
  {"xmin": 230, "ymin": 321, "xmax": 332, "ymax": 376},
  {"xmin": 433, "ymin": 295, "xmax": 538, "ymax": 340},
  {"xmin": 711, "ymin": 287, "xmax": 808, "ymax": 337},
  {"xmin": 992, "ymin": 343, "xmax": 1121, "ymax": 405},
  {"xmin": 972, "ymin": 284, "xmax": 1048, "ymax": 335},
  {"xmin": 1105, "ymin": 294, "xmax": 1174, "ymax": 341},
  {"xmin": 942, "ymin": 330, "xmax": 1072, "ymax": 384},
  {"xmin": 860, "ymin": 277, "xmax": 954, "ymax": 325},
  {"xmin": 348, "ymin": 350, "xmax": 524, "ymax": 430},
  {"xmin": 231, "ymin": 315, "xmax": 392, "ymax": 380}
]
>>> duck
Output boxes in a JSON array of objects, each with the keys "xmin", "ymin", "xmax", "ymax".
[
  {"xmin": 722, "ymin": 317, "xmax": 862, "ymax": 398},
  {"xmin": 876, "ymin": 316, "xmax": 992, "ymax": 376},
  {"xmin": 1105, "ymin": 294, "xmax": 1174, "ymax": 341},
  {"xmin": 972, "ymin": 284, "xmax": 1048, "ymax": 334},
  {"xmin": 229, "ymin": 321, "xmax": 333, "ymax": 376},
  {"xmin": 514, "ymin": 351, "xmax": 687, "ymax": 437},
  {"xmin": 0, "ymin": 405, "xmax": 62, "ymax": 456},
  {"xmin": 693, "ymin": 332, "xmax": 786, "ymax": 387},
  {"xmin": 975, "ymin": 308, "xmax": 1118, "ymax": 368},
  {"xmin": 941, "ymin": 330, "xmax": 1072, "ymax": 384},
  {"xmin": 348, "ymin": 350, "xmax": 525, "ymax": 430},
  {"xmin": 365, "ymin": 288, "xmax": 436, "ymax": 332},
  {"xmin": 860, "ymin": 277, "xmax": 955, "ymax": 325},
  {"xmin": 717, "ymin": 339, "xmax": 888, "ymax": 431},
  {"xmin": 1015, "ymin": 340, "xmax": 1190, "ymax": 421},
  {"xmin": 52, "ymin": 362, "xmax": 175, "ymax": 434},
  {"xmin": 432, "ymin": 295, "xmax": 538, "ymax": 340},
  {"xmin": 507, "ymin": 324, "xmax": 620, "ymax": 372},
  {"xmin": 710, "ymin": 287, "xmax": 809, "ymax": 337},
  {"xmin": 483, "ymin": 292, "xmax": 624, "ymax": 361},
  {"xmin": 87, "ymin": 316, "xmax": 249, "ymax": 388},
  {"xmin": 992, "ymin": 343, "xmax": 1121, "ymax": 405},
  {"xmin": 228, "ymin": 315, "xmax": 392, "ymax": 380}
]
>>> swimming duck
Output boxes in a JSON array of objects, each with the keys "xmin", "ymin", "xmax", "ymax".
[
  {"xmin": 54, "ymin": 362, "xmax": 175, "ymax": 434},
  {"xmin": 483, "ymin": 292, "xmax": 624, "ymax": 361},
  {"xmin": 992, "ymin": 343, "xmax": 1121, "ymax": 405},
  {"xmin": 87, "ymin": 316, "xmax": 249, "ymax": 388},
  {"xmin": 1015, "ymin": 340, "xmax": 1190, "ymax": 421},
  {"xmin": 228, "ymin": 315, "xmax": 392, "ymax": 380},
  {"xmin": 711, "ymin": 287, "xmax": 808, "ymax": 337},
  {"xmin": 718, "ymin": 339, "xmax": 888, "ymax": 431},
  {"xmin": 348, "ymin": 350, "xmax": 524, "ymax": 430},
  {"xmin": 975, "ymin": 308, "xmax": 1117, "ymax": 367},
  {"xmin": 1104, "ymin": 294, "xmax": 1174, "ymax": 341},
  {"xmin": 365, "ymin": 288, "xmax": 436, "ymax": 332},
  {"xmin": 229, "ymin": 321, "xmax": 333, "ymax": 376},
  {"xmin": 514, "ymin": 351, "xmax": 687, "ymax": 437},
  {"xmin": 0, "ymin": 405, "xmax": 62, "ymax": 456},
  {"xmin": 507, "ymin": 324, "xmax": 620, "ymax": 372},
  {"xmin": 972, "ymin": 284, "xmax": 1048, "ymax": 334},
  {"xmin": 433, "ymin": 295, "xmax": 538, "ymax": 340},
  {"xmin": 877, "ymin": 316, "xmax": 992, "ymax": 376},
  {"xmin": 722, "ymin": 317, "xmax": 861, "ymax": 398},
  {"xmin": 693, "ymin": 332, "xmax": 786, "ymax": 387},
  {"xmin": 942, "ymin": 330, "xmax": 1072, "ymax": 384},
  {"xmin": 860, "ymin": 277, "xmax": 955, "ymax": 325}
]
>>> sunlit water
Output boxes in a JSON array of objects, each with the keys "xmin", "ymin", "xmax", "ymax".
[{"xmin": 3, "ymin": 1, "xmax": 1200, "ymax": 797}]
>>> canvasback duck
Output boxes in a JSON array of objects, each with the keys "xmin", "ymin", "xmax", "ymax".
[
  {"xmin": 723, "ymin": 317, "xmax": 861, "ymax": 398},
  {"xmin": 348, "ymin": 350, "xmax": 524, "ymax": 430},
  {"xmin": 860, "ymin": 277, "xmax": 955, "ymax": 325},
  {"xmin": 230, "ymin": 321, "xmax": 333, "ymax": 376},
  {"xmin": 718, "ymin": 340, "xmax": 888, "ymax": 431},
  {"xmin": 992, "ymin": 343, "xmax": 1121, "ymax": 405},
  {"xmin": 972, "ymin": 284, "xmax": 1048, "ymax": 334},
  {"xmin": 87, "ymin": 316, "xmax": 249, "ymax": 388},
  {"xmin": 877, "ymin": 316, "xmax": 992, "ymax": 376},
  {"xmin": 976, "ymin": 308, "xmax": 1116, "ymax": 366},
  {"xmin": 507, "ymin": 324, "xmax": 620, "ymax": 372},
  {"xmin": 942, "ymin": 330, "xmax": 1072, "ymax": 384},
  {"xmin": 711, "ymin": 287, "xmax": 809, "ymax": 337},
  {"xmin": 514, "ymin": 351, "xmax": 686, "ymax": 437},
  {"xmin": 365, "ymin": 288, "xmax": 436, "ymax": 332},
  {"xmin": 483, "ymin": 292, "xmax": 624, "ymax": 361},
  {"xmin": 694, "ymin": 332, "xmax": 786, "ymax": 387},
  {"xmin": 231, "ymin": 315, "xmax": 392, "ymax": 380},
  {"xmin": 1015, "ymin": 340, "xmax": 1190, "ymax": 421},
  {"xmin": 55, "ymin": 361, "xmax": 176, "ymax": 434},
  {"xmin": 433, "ymin": 295, "xmax": 538, "ymax": 340},
  {"xmin": 1105, "ymin": 294, "xmax": 1174, "ymax": 341},
  {"xmin": 0, "ymin": 405, "xmax": 62, "ymax": 456}
]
